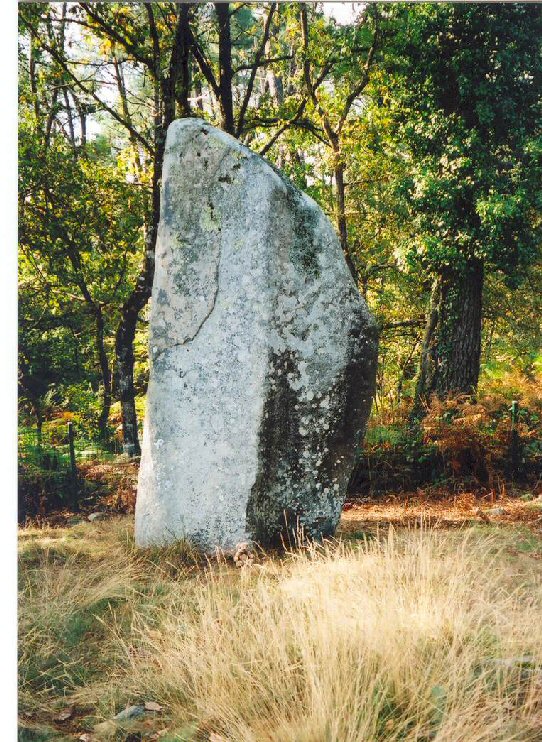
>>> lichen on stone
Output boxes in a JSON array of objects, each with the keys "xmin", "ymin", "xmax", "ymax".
[{"xmin": 135, "ymin": 118, "xmax": 378, "ymax": 551}]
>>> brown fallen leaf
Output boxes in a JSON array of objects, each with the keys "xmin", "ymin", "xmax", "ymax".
[
  {"xmin": 79, "ymin": 734, "xmax": 93, "ymax": 742},
  {"xmin": 54, "ymin": 706, "xmax": 74, "ymax": 722},
  {"xmin": 144, "ymin": 701, "xmax": 163, "ymax": 712}
]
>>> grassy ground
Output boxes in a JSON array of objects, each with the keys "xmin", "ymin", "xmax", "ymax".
[{"xmin": 19, "ymin": 509, "xmax": 542, "ymax": 742}]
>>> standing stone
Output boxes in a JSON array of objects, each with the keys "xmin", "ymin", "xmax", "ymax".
[{"xmin": 135, "ymin": 119, "xmax": 378, "ymax": 550}]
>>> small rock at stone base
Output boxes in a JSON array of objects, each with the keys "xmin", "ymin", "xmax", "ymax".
[
  {"xmin": 54, "ymin": 705, "xmax": 74, "ymax": 722},
  {"xmin": 233, "ymin": 542, "xmax": 254, "ymax": 567}
]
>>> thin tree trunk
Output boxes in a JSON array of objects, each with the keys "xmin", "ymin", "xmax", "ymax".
[
  {"xmin": 299, "ymin": 3, "xmax": 373, "ymax": 287},
  {"xmin": 44, "ymin": 3, "xmax": 67, "ymax": 148},
  {"xmin": 396, "ymin": 338, "xmax": 419, "ymax": 404},
  {"xmin": 115, "ymin": 10, "xmax": 189, "ymax": 456},
  {"xmin": 413, "ymin": 258, "xmax": 484, "ymax": 413},
  {"xmin": 175, "ymin": 3, "xmax": 192, "ymax": 118},
  {"xmin": 29, "ymin": 36, "xmax": 41, "ymax": 124},
  {"xmin": 95, "ymin": 310, "xmax": 112, "ymax": 443},
  {"xmin": 72, "ymin": 93, "xmax": 87, "ymax": 147},
  {"xmin": 115, "ymin": 164, "xmax": 160, "ymax": 457},
  {"xmin": 44, "ymin": 88, "xmax": 59, "ymax": 149},
  {"xmin": 194, "ymin": 78, "xmax": 204, "ymax": 112},
  {"xmin": 333, "ymin": 150, "xmax": 358, "ymax": 282},
  {"xmin": 265, "ymin": 37, "xmax": 283, "ymax": 106},
  {"xmin": 63, "ymin": 87, "xmax": 76, "ymax": 149},
  {"xmin": 115, "ymin": 305, "xmax": 142, "ymax": 456},
  {"xmin": 215, "ymin": 3, "xmax": 235, "ymax": 135}
]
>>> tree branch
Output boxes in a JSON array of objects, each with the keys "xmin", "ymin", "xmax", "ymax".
[
  {"xmin": 337, "ymin": 20, "xmax": 379, "ymax": 135},
  {"xmin": 21, "ymin": 16, "xmax": 153, "ymax": 154},
  {"xmin": 145, "ymin": 4, "xmax": 161, "ymax": 81},
  {"xmin": 379, "ymin": 318, "xmax": 426, "ymax": 333},
  {"xmin": 258, "ymin": 97, "xmax": 308, "ymax": 155},
  {"xmin": 188, "ymin": 29, "xmax": 220, "ymax": 99},
  {"xmin": 234, "ymin": 55, "xmax": 292, "ymax": 74},
  {"xmin": 80, "ymin": 3, "xmax": 155, "ymax": 73},
  {"xmin": 236, "ymin": 2, "xmax": 276, "ymax": 137}
]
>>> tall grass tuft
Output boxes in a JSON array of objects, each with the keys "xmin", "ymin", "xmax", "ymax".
[
  {"xmin": 18, "ymin": 520, "xmax": 542, "ymax": 741},
  {"xmin": 130, "ymin": 530, "xmax": 542, "ymax": 741}
]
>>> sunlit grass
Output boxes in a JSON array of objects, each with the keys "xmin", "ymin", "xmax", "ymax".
[{"xmin": 18, "ymin": 517, "xmax": 542, "ymax": 741}]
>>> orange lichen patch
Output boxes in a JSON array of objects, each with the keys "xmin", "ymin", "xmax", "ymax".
[{"xmin": 340, "ymin": 492, "xmax": 542, "ymax": 534}]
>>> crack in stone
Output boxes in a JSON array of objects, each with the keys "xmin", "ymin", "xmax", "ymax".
[
  {"xmin": 152, "ymin": 241, "xmax": 222, "ymax": 365},
  {"xmin": 152, "ymin": 136, "xmax": 234, "ymax": 366}
]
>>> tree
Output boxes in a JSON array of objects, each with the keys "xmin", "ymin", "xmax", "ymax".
[
  {"xmin": 18, "ymin": 1, "xmax": 541, "ymax": 443},
  {"xmin": 379, "ymin": 3, "xmax": 542, "ymax": 408},
  {"xmin": 297, "ymin": 2, "xmax": 379, "ymax": 280},
  {"xmin": 19, "ymin": 121, "xmax": 145, "ymax": 441},
  {"xmin": 22, "ymin": 2, "xmax": 291, "ymax": 454}
]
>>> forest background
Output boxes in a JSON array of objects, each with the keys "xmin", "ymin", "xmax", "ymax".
[{"xmin": 17, "ymin": 1, "xmax": 542, "ymax": 517}]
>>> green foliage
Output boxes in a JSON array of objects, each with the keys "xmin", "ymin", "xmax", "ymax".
[
  {"xmin": 380, "ymin": 3, "xmax": 542, "ymax": 278},
  {"xmin": 17, "ymin": 2, "xmax": 542, "ymax": 498},
  {"xmin": 18, "ymin": 121, "xmax": 146, "ymax": 439}
]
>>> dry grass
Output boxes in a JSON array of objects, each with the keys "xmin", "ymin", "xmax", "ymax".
[{"xmin": 18, "ymin": 516, "xmax": 542, "ymax": 741}]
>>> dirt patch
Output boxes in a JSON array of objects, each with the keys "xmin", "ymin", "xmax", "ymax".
[{"xmin": 340, "ymin": 491, "xmax": 542, "ymax": 536}]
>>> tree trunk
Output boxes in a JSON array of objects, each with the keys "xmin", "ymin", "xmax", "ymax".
[
  {"xmin": 215, "ymin": 3, "xmax": 235, "ymax": 135},
  {"xmin": 333, "ymin": 149, "xmax": 358, "ymax": 282},
  {"xmin": 194, "ymin": 78, "xmax": 204, "ymax": 112},
  {"xmin": 265, "ymin": 36, "xmax": 283, "ymax": 106},
  {"xmin": 114, "ymin": 176, "xmax": 160, "ymax": 457},
  {"xmin": 63, "ymin": 87, "xmax": 76, "ymax": 148},
  {"xmin": 44, "ymin": 88, "xmax": 59, "ymax": 149},
  {"xmin": 164, "ymin": 3, "xmax": 192, "ymax": 121},
  {"xmin": 176, "ymin": 3, "xmax": 192, "ymax": 117},
  {"xmin": 29, "ymin": 35, "xmax": 41, "ymax": 124},
  {"xmin": 115, "ymin": 10, "xmax": 190, "ymax": 457},
  {"xmin": 115, "ymin": 304, "xmax": 141, "ymax": 456},
  {"xmin": 95, "ymin": 311, "xmax": 112, "ymax": 443},
  {"xmin": 72, "ymin": 93, "xmax": 87, "ymax": 147},
  {"xmin": 414, "ymin": 258, "xmax": 484, "ymax": 412}
]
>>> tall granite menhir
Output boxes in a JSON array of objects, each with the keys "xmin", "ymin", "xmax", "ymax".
[{"xmin": 135, "ymin": 119, "xmax": 378, "ymax": 550}]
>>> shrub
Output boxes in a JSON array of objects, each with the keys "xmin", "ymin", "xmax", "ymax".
[
  {"xmin": 421, "ymin": 386, "xmax": 541, "ymax": 484},
  {"xmin": 18, "ymin": 460, "xmax": 75, "ymax": 522}
]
